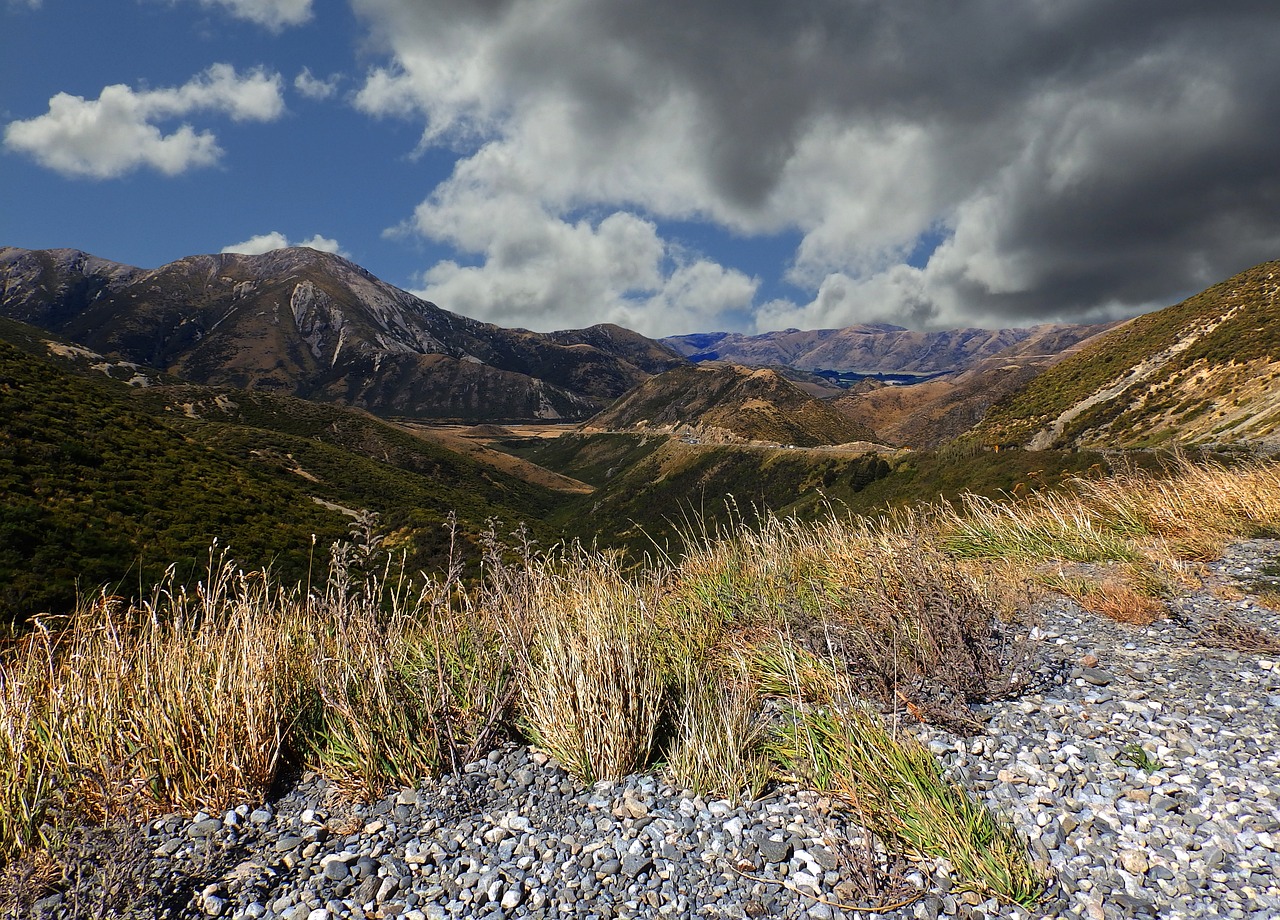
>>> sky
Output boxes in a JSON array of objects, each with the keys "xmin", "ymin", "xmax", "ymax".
[{"xmin": 3, "ymin": 2, "xmax": 1280, "ymax": 338}]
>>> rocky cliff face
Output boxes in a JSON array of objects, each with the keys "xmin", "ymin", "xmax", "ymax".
[{"xmin": 0, "ymin": 246, "xmax": 686, "ymax": 422}]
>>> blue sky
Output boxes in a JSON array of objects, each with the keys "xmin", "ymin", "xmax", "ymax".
[{"xmin": 4, "ymin": 2, "xmax": 1280, "ymax": 338}]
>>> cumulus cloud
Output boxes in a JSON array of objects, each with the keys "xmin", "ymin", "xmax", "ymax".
[
  {"xmin": 4, "ymin": 64, "xmax": 284, "ymax": 179},
  {"xmin": 351, "ymin": 0, "xmax": 1280, "ymax": 332},
  {"xmin": 294, "ymin": 67, "xmax": 341, "ymax": 100},
  {"xmin": 222, "ymin": 231, "xmax": 346, "ymax": 256},
  {"xmin": 188, "ymin": 0, "xmax": 312, "ymax": 31},
  {"xmin": 408, "ymin": 188, "xmax": 756, "ymax": 336}
]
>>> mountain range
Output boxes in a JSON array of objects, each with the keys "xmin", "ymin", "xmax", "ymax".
[
  {"xmin": 0, "ymin": 246, "xmax": 684, "ymax": 422},
  {"xmin": 662, "ymin": 322, "xmax": 1109, "ymax": 376},
  {"xmin": 4, "ymin": 242, "xmax": 1279, "ymax": 621}
]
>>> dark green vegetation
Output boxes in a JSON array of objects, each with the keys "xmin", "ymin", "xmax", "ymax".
[
  {"xmin": 974, "ymin": 260, "xmax": 1280, "ymax": 447},
  {"xmin": 497, "ymin": 431, "xmax": 1125, "ymax": 557},
  {"xmin": 0, "ymin": 323, "xmax": 568, "ymax": 624},
  {"xmin": 496, "ymin": 431, "xmax": 667, "ymax": 487},
  {"xmin": 0, "ymin": 336, "xmax": 345, "ymax": 621}
]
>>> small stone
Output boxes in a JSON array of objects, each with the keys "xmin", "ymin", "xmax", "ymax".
[
  {"xmin": 155, "ymin": 837, "xmax": 185, "ymax": 857},
  {"xmin": 1080, "ymin": 667, "xmax": 1116, "ymax": 687},
  {"xmin": 322, "ymin": 860, "xmax": 349, "ymax": 882},
  {"xmin": 274, "ymin": 835, "xmax": 305, "ymax": 853},
  {"xmin": 1119, "ymin": 850, "xmax": 1149, "ymax": 875},
  {"xmin": 188, "ymin": 818, "xmax": 224, "ymax": 839},
  {"xmin": 790, "ymin": 870, "xmax": 821, "ymax": 893},
  {"xmin": 597, "ymin": 857, "xmax": 622, "ymax": 877},
  {"xmin": 621, "ymin": 852, "xmax": 653, "ymax": 877},
  {"xmin": 757, "ymin": 834, "xmax": 792, "ymax": 863}
]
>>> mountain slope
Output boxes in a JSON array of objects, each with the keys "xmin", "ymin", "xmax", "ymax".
[
  {"xmin": 0, "ymin": 331, "xmax": 346, "ymax": 621},
  {"xmin": 0, "ymin": 246, "xmax": 685, "ymax": 422},
  {"xmin": 663, "ymin": 322, "xmax": 1109, "ymax": 376},
  {"xmin": 585, "ymin": 363, "xmax": 877, "ymax": 447},
  {"xmin": 832, "ymin": 322, "xmax": 1120, "ymax": 448},
  {"xmin": 971, "ymin": 260, "xmax": 1280, "ymax": 449},
  {"xmin": 0, "ymin": 317, "xmax": 572, "ymax": 622}
]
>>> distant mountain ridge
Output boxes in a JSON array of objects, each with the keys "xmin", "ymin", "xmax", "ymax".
[
  {"xmin": 664, "ymin": 322, "xmax": 1111, "ymax": 376},
  {"xmin": 0, "ymin": 246, "xmax": 686, "ymax": 422},
  {"xmin": 831, "ymin": 322, "xmax": 1120, "ymax": 448}
]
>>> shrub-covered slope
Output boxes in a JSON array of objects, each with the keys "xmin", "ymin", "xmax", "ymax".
[
  {"xmin": 973, "ymin": 260, "xmax": 1280, "ymax": 449},
  {"xmin": 0, "ymin": 323, "xmax": 567, "ymax": 622}
]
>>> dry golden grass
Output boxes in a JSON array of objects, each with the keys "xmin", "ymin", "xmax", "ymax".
[
  {"xmin": 0, "ymin": 561, "xmax": 310, "ymax": 863},
  {"xmin": 4, "ymin": 455, "xmax": 1280, "ymax": 905},
  {"xmin": 500, "ymin": 550, "xmax": 666, "ymax": 784}
]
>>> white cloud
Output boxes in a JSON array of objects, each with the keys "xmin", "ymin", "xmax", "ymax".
[
  {"xmin": 4, "ymin": 64, "xmax": 284, "ymax": 179},
  {"xmin": 351, "ymin": 1, "xmax": 1280, "ymax": 333},
  {"xmin": 294, "ymin": 67, "xmax": 340, "ymax": 100},
  {"xmin": 408, "ymin": 181, "xmax": 755, "ymax": 336},
  {"xmin": 222, "ymin": 231, "xmax": 346, "ymax": 256},
  {"xmin": 189, "ymin": 0, "xmax": 312, "ymax": 31}
]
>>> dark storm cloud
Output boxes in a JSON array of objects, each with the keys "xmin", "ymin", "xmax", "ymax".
[{"xmin": 355, "ymin": 0, "xmax": 1280, "ymax": 330}]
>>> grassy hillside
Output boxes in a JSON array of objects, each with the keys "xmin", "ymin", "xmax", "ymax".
[
  {"xmin": 587, "ymin": 363, "xmax": 875, "ymax": 446},
  {"xmin": 508, "ymin": 432, "xmax": 1123, "ymax": 557},
  {"xmin": 0, "ymin": 330, "xmax": 568, "ymax": 623},
  {"xmin": 0, "ymin": 337, "xmax": 348, "ymax": 622},
  {"xmin": 973, "ymin": 260, "xmax": 1280, "ymax": 448}
]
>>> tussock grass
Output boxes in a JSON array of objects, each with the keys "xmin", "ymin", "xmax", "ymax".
[
  {"xmin": 774, "ymin": 705, "xmax": 1045, "ymax": 907},
  {"xmin": 671, "ymin": 512, "xmax": 1020, "ymax": 704},
  {"xmin": 757, "ymin": 639, "xmax": 1043, "ymax": 906},
  {"xmin": 4, "ymin": 455, "xmax": 1280, "ymax": 907},
  {"xmin": 943, "ymin": 457, "xmax": 1280, "ymax": 566},
  {"xmin": 0, "ymin": 559, "xmax": 309, "ymax": 863},
  {"xmin": 501, "ymin": 550, "xmax": 666, "ymax": 784},
  {"xmin": 664, "ymin": 661, "xmax": 770, "ymax": 803}
]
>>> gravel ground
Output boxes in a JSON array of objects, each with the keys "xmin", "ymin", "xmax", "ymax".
[{"xmin": 6, "ymin": 541, "xmax": 1280, "ymax": 920}]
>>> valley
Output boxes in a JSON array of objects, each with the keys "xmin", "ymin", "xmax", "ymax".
[{"xmin": 1, "ymin": 246, "xmax": 1278, "ymax": 624}]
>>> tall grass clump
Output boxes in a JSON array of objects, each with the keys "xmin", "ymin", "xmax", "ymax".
[
  {"xmin": 499, "ymin": 549, "xmax": 666, "ymax": 784},
  {"xmin": 306, "ymin": 554, "xmax": 513, "ymax": 797},
  {"xmin": 942, "ymin": 491, "xmax": 1142, "ymax": 563},
  {"xmin": 943, "ymin": 456, "xmax": 1280, "ymax": 567},
  {"xmin": 753, "ymin": 634, "xmax": 1044, "ymax": 907},
  {"xmin": 0, "ymin": 558, "xmax": 311, "ymax": 863},
  {"xmin": 668, "ymin": 511, "xmax": 1023, "ymax": 712},
  {"xmin": 664, "ymin": 660, "xmax": 770, "ymax": 802}
]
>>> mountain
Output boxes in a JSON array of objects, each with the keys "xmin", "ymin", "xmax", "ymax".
[
  {"xmin": 971, "ymin": 260, "xmax": 1280, "ymax": 449},
  {"xmin": 663, "ymin": 322, "xmax": 1110, "ymax": 377},
  {"xmin": 584, "ymin": 362, "xmax": 877, "ymax": 447},
  {"xmin": 831, "ymin": 322, "xmax": 1120, "ymax": 448},
  {"xmin": 0, "ymin": 247, "xmax": 686, "ymax": 422}
]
